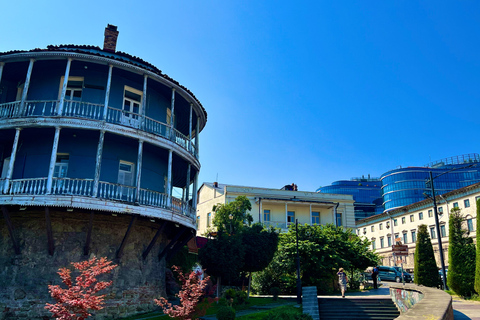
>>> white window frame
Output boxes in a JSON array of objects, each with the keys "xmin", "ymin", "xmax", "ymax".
[
  {"xmin": 59, "ymin": 76, "xmax": 84, "ymax": 101},
  {"xmin": 122, "ymin": 86, "xmax": 143, "ymax": 126}
]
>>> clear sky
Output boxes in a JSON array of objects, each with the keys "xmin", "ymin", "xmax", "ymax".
[{"xmin": 2, "ymin": 1, "xmax": 480, "ymax": 193}]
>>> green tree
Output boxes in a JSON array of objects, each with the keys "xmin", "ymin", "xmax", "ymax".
[
  {"xmin": 447, "ymin": 207, "xmax": 476, "ymax": 297},
  {"xmin": 475, "ymin": 199, "xmax": 480, "ymax": 294},
  {"xmin": 252, "ymin": 224, "xmax": 378, "ymax": 294},
  {"xmin": 413, "ymin": 224, "xmax": 441, "ymax": 288},
  {"xmin": 212, "ymin": 195, "xmax": 253, "ymax": 234}
]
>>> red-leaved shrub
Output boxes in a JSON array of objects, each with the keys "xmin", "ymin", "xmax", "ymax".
[
  {"xmin": 45, "ymin": 257, "xmax": 117, "ymax": 320},
  {"xmin": 155, "ymin": 265, "xmax": 211, "ymax": 320}
]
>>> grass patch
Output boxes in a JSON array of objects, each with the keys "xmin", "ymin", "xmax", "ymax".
[
  {"xmin": 236, "ymin": 305, "xmax": 303, "ymax": 320},
  {"xmin": 444, "ymin": 290, "xmax": 480, "ymax": 302},
  {"xmin": 123, "ymin": 296, "xmax": 288, "ymax": 319}
]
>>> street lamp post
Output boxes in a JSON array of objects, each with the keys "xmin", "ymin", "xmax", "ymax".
[
  {"xmin": 295, "ymin": 219, "xmax": 302, "ymax": 304},
  {"xmin": 428, "ymin": 171, "xmax": 448, "ymax": 291},
  {"xmin": 425, "ymin": 162, "xmax": 477, "ymax": 291}
]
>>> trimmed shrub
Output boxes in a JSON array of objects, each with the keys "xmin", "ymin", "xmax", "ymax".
[
  {"xmin": 448, "ymin": 208, "xmax": 476, "ymax": 297},
  {"xmin": 475, "ymin": 199, "xmax": 480, "ymax": 294},
  {"xmin": 262, "ymin": 306, "xmax": 313, "ymax": 320},
  {"xmin": 223, "ymin": 288, "xmax": 247, "ymax": 307},
  {"xmin": 270, "ymin": 287, "xmax": 281, "ymax": 301},
  {"xmin": 414, "ymin": 224, "xmax": 441, "ymax": 288},
  {"xmin": 216, "ymin": 306, "xmax": 236, "ymax": 320}
]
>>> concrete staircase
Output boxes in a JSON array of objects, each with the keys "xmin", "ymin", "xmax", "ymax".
[
  {"xmin": 318, "ymin": 298, "xmax": 400, "ymax": 320},
  {"xmin": 302, "ymin": 286, "xmax": 320, "ymax": 320}
]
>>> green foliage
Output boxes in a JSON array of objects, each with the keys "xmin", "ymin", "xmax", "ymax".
[
  {"xmin": 199, "ymin": 232, "xmax": 245, "ymax": 284},
  {"xmin": 414, "ymin": 224, "xmax": 441, "ymax": 288},
  {"xmin": 269, "ymin": 287, "xmax": 281, "ymax": 301},
  {"xmin": 223, "ymin": 289, "xmax": 248, "ymax": 307},
  {"xmin": 213, "ymin": 195, "xmax": 253, "ymax": 234},
  {"xmin": 475, "ymin": 199, "xmax": 480, "ymax": 294},
  {"xmin": 252, "ymin": 224, "xmax": 379, "ymax": 295},
  {"xmin": 260, "ymin": 306, "xmax": 313, "ymax": 320},
  {"xmin": 200, "ymin": 197, "xmax": 279, "ymax": 286},
  {"xmin": 216, "ymin": 306, "xmax": 236, "ymax": 320},
  {"xmin": 167, "ymin": 245, "xmax": 198, "ymax": 273},
  {"xmin": 448, "ymin": 208, "xmax": 476, "ymax": 298}
]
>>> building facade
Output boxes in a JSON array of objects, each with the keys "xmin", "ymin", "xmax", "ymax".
[
  {"xmin": 317, "ymin": 175, "xmax": 383, "ymax": 221},
  {"xmin": 381, "ymin": 154, "xmax": 480, "ymax": 211},
  {"xmin": 196, "ymin": 182, "xmax": 356, "ymax": 235},
  {"xmin": 0, "ymin": 25, "xmax": 207, "ymax": 318},
  {"xmin": 356, "ymin": 182, "xmax": 479, "ymax": 271}
]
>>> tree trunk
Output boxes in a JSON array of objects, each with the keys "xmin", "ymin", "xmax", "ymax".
[
  {"xmin": 247, "ymin": 273, "xmax": 252, "ymax": 299},
  {"xmin": 216, "ymin": 276, "xmax": 221, "ymax": 302}
]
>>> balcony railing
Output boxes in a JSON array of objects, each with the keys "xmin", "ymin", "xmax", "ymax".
[
  {"xmin": 262, "ymin": 221, "xmax": 288, "ymax": 229},
  {"xmin": 1, "ymin": 178, "xmax": 195, "ymax": 220},
  {"xmin": 0, "ymin": 100, "xmax": 197, "ymax": 158}
]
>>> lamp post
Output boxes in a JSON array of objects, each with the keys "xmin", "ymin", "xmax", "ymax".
[
  {"xmin": 295, "ymin": 219, "xmax": 302, "ymax": 304},
  {"xmin": 425, "ymin": 163, "xmax": 477, "ymax": 291}
]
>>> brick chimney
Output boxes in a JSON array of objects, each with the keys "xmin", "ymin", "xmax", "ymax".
[{"xmin": 103, "ymin": 24, "xmax": 119, "ymax": 52}]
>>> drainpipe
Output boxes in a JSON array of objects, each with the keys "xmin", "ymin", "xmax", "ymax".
[{"xmin": 334, "ymin": 202, "xmax": 339, "ymax": 227}]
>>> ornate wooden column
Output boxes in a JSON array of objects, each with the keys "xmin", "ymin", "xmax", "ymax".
[
  {"xmin": 185, "ymin": 164, "xmax": 191, "ymax": 204},
  {"xmin": 102, "ymin": 64, "xmax": 113, "ymax": 120},
  {"xmin": 3, "ymin": 128, "xmax": 21, "ymax": 194},
  {"xmin": 92, "ymin": 130, "xmax": 105, "ymax": 197},
  {"xmin": 195, "ymin": 116, "xmax": 200, "ymax": 158},
  {"xmin": 135, "ymin": 140, "xmax": 143, "ymax": 202},
  {"xmin": 192, "ymin": 171, "xmax": 198, "ymax": 211},
  {"xmin": 0, "ymin": 62, "xmax": 4, "ymax": 85},
  {"xmin": 46, "ymin": 127, "xmax": 61, "ymax": 194},
  {"xmin": 170, "ymin": 88, "xmax": 175, "ymax": 139},
  {"xmin": 167, "ymin": 150, "xmax": 173, "ymax": 205},
  {"xmin": 19, "ymin": 59, "xmax": 35, "ymax": 115},
  {"xmin": 57, "ymin": 58, "xmax": 72, "ymax": 115},
  {"xmin": 188, "ymin": 103, "xmax": 193, "ymax": 152}
]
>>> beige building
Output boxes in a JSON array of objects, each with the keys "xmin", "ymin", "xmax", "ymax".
[
  {"xmin": 356, "ymin": 182, "xmax": 479, "ymax": 270},
  {"xmin": 196, "ymin": 182, "xmax": 356, "ymax": 235}
]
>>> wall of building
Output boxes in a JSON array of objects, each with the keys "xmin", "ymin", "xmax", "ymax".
[{"xmin": 0, "ymin": 208, "xmax": 168, "ymax": 319}]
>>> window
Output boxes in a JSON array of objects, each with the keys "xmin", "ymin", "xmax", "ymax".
[
  {"xmin": 387, "ymin": 237, "xmax": 392, "ymax": 247},
  {"xmin": 438, "ymin": 207, "xmax": 444, "ymax": 215},
  {"xmin": 394, "ymin": 233, "xmax": 399, "ymax": 243},
  {"xmin": 196, "ymin": 216, "xmax": 200, "ymax": 229},
  {"xmin": 363, "ymin": 228, "xmax": 367, "ymax": 234},
  {"xmin": 380, "ymin": 238, "xmax": 384, "ymax": 248},
  {"xmin": 402, "ymin": 217, "xmax": 406, "ymax": 224},
  {"xmin": 264, "ymin": 209, "xmax": 271, "ymax": 222},
  {"xmin": 430, "ymin": 227, "xmax": 436, "ymax": 239},
  {"xmin": 440, "ymin": 225, "xmax": 446, "ymax": 238},
  {"xmin": 411, "ymin": 230, "xmax": 416, "ymax": 243},
  {"xmin": 311, "ymin": 211, "xmax": 319, "ymax": 224},
  {"xmin": 336, "ymin": 212, "xmax": 342, "ymax": 227},
  {"xmin": 386, "ymin": 221, "xmax": 390, "ymax": 229},
  {"xmin": 372, "ymin": 239, "xmax": 376, "ymax": 250},
  {"xmin": 379, "ymin": 223, "xmax": 383, "ymax": 230},
  {"xmin": 453, "ymin": 202, "xmax": 459, "ymax": 208},
  {"xmin": 287, "ymin": 211, "xmax": 295, "ymax": 224},
  {"xmin": 410, "ymin": 215, "xmax": 414, "ymax": 222},
  {"xmin": 54, "ymin": 154, "xmax": 69, "ymax": 178},
  {"xmin": 122, "ymin": 86, "xmax": 142, "ymax": 124},
  {"xmin": 59, "ymin": 76, "xmax": 83, "ymax": 101},
  {"xmin": 428, "ymin": 210, "xmax": 433, "ymax": 218},
  {"xmin": 464, "ymin": 199, "xmax": 470, "ymax": 208},
  {"xmin": 1, "ymin": 157, "xmax": 10, "ymax": 179},
  {"xmin": 118, "ymin": 161, "xmax": 134, "ymax": 186},
  {"xmin": 403, "ymin": 233, "xmax": 408, "ymax": 244},
  {"xmin": 371, "ymin": 226, "xmax": 375, "ymax": 232},
  {"xmin": 394, "ymin": 219, "xmax": 398, "ymax": 226},
  {"xmin": 419, "ymin": 212, "xmax": 424, "ymax": 220},
  {"xmin": 207, "ymin": 213, "xmax": 211, "ymax": 227},
  {"xmin": 467, "ymin": 219, "xmax": 474, "ymax": 232}
]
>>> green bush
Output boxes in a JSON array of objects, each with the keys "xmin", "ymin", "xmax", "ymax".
[
  {"xmin": 223, "ymin": 288, "xmax": 248, "ymax": 307},
  {"xmin": 269, "ymin": 287, "xmax": 281, "ymax": 301},
  {"xmin": 216, "ymin": 306, "xmax": 236, "ymax": 320},
  {"xmin": 414, "ymin": 224, "xmax": 441, "ymax": 288},
  {"xmin": 262, "ymin": 307, "xmax": 313, "ymax": 320},
  {"xmin": 448, "ymin": 208, "xmax": 476, "ymax": 298}
]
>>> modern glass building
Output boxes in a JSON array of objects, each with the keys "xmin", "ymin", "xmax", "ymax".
[
  {"xmin": 317, "ymin": 175, "xmax": 383, "ymax": 220},
  {"xmin": 381, "ymin": 154, "xmax": 480, "ymax": 211}
]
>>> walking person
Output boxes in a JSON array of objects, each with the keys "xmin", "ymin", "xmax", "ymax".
[
  {"xmin": 337, "ymin": 267, "xmax": 348, "ymax": 298},
  {"xmin": 372, "ymin": 266, "xmax": 379, "ymax": 289}
]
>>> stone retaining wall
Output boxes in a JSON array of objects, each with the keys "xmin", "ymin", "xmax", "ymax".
[
  {"xmin": 389, "ymin": 284, "xmax": 453, "ymax": 320},
  {"xmin": 0, "ymin": 208, "xmax": 171, "ymax": 319}
]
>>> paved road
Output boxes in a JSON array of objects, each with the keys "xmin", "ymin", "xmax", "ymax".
[{"xmin": 451, "ymin": 298, "xmax": 480, "ymax": 320}]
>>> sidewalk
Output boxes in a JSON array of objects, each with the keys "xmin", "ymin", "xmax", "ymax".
[{"xmin": 451, "ymin": 298, "xmax": 480, "ymax": 320}]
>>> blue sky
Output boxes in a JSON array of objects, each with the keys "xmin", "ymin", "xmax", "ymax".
[{"xmin": 2, "ymin": 1, "xmax": 480, "ymax": 192}]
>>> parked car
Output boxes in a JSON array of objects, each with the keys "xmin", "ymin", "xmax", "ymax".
[
  {"xmin": 439, "ymin": 268, "xmax": 448, "ymax": 282},
  {"xmin": 378, "ymin": 266, "xmax": 412, "ymax": 283}
]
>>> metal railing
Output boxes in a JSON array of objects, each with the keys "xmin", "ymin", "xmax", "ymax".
[
  {"xmin": 2, "ymin": 178, "xmax": 194, "ymax": 220},
  {"xmin": 9, "ymin": 178, "xmax": 48, "ymax": 195},
  {"xmin": 52, "ymin": 178, "xmax": 94, "ymax": 196},
  {"xmin": 0, "ymin": 100, "xmax": 198, "ymax": 158},
  {"xmin": 63, "ymin": 100, "xmax": 103, "ymax": 120},
  {"xmin": 262, "ymin": 221, "xmax": 288, "ymax": 229}
]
